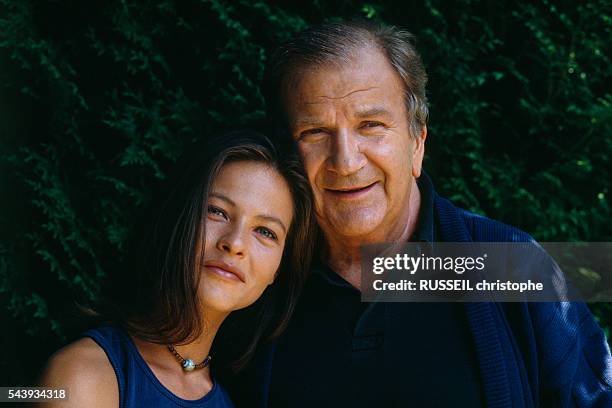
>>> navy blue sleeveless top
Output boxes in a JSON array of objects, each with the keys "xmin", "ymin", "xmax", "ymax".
[{"xmin": 83, "ymin": 326, "xmax": 234, "ymax": 408}]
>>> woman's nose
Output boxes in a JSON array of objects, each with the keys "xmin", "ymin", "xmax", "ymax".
[{"xmin": 216, "ymin": 226, "xmax": 246, "ymax": 257}]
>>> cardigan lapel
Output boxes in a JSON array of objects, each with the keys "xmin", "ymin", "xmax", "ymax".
[{"xmin": 435, "ymin": 194, "xmax": 514, "ymax": 408}]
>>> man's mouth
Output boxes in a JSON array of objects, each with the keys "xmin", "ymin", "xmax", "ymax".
[{"xmin": 325, "ymin": 182, "xmax": 378, "ymax": 197}]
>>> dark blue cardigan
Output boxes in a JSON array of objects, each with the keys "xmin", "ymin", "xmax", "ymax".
[
  {"xmin": 227, "ymin": 190, "xmax": 612, "ymax": 408},
  {"xmin": 438, "ymin": 193, "xmax": 612, "ymax": 407}
]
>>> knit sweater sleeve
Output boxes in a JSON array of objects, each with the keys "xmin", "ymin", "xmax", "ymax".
[
  {"xmin": 529, "ymin": 301, "xmax": 612, "ymax": 407},
  {"xmin": 457, "ymin": 207, "xmax": 612, "ymax": 406}
]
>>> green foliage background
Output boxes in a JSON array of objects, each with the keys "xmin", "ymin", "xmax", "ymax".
[{"xmin": 1, "ymin": 0, "xmax": 610, "ymax": 385}]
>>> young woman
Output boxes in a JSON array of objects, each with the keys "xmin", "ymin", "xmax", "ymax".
[{"xmin": 39, "ymin": 130, "xmax": 315, "ymax": 407}]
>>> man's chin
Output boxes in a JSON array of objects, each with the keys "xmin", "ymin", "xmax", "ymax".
[{"xmin": 323, "ymin": 216, "xmax": 386, "ymax": 244}]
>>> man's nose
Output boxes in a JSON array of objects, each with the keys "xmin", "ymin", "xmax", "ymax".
[
  {"xmin": 216, "ymin": 225, "xmax": 246, "ymax": 257},
  {"xmin": 327, "ymin": 128, "xmax": 366, "ymax": 176}
]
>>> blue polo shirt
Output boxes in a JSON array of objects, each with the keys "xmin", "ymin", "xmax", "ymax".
[{"xmin": 267, "ymin": 175, "xmax": 484, "ymax": 407}]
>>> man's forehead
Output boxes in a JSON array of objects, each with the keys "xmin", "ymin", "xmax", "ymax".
[
  {"xmin": 302, "ymin": 87, "xmax": 380, "ymax": 104},
  {"xmin": 294, "ymin": 102, "xmax": 394, "ymax": 126},
  {"xmin": 294, "ymin": 70, "xmax": 390, "ymax": 101},
  {"xmin": 305, "ymin": 86, "xmax": 378, "ymax": 104},
  {"xmin": 292, "ymin": 82, "xmax": 395, "ymax": 115}
]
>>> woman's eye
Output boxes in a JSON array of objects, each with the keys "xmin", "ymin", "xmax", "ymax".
[
  {"xmin": 256, "ymin": 227, "xmax": 277, "ymax": 241},
  {"xmin": 207, "ymin": 205, "xmax": 228, "ymax": 220}
]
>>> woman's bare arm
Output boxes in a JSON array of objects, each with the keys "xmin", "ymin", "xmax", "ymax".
[{"xmin": 38, "ymin": 338, "xmax": 119, "ymax": 408}]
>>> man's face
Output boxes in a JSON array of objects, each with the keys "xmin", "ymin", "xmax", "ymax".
[{"xmin": 283, "ymin": 46, "xmax": 426, "ymax": 244}]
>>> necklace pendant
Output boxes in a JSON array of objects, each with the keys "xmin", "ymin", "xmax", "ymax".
[{"xmin": 182, "ymin": 359, "xmax": 196, "ymax": 372}]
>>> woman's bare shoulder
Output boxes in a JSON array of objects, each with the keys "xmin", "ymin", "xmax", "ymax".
[{"xmin": 38, "ymin": 338, "xmax": 119, "ymax": 407}]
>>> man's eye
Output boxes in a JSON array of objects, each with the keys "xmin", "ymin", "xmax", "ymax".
[
  {"xmin": 256, "ymin": 227, "xmax": 277, "ymax": 241},
  {"xmin": 207, "ymin": 205, "xmax": 228, "ymax": 220},
  {"xmin": 300, "ymin": 128, "xmax": 326, "ymax": 138},
  {"xmin": 361, "ymin": 121, "xmax": 384, "ymax": 129}
]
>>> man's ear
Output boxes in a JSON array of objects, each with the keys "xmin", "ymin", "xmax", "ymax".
[{"xmin": 411, "ymin": 125, "xmax": 427, "ymax": 178}]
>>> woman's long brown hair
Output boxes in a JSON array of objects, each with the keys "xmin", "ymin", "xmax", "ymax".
[{"xmin": 97, "ymin": 129, "xmax": 315, "ymax": 372}]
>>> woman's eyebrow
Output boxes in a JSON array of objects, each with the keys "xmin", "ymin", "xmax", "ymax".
[
  {"xmin": 209, "ymin": 192, "xmax": 236, "ymax": 206},
  {"xmin": 257, "ymin": 215, "xmax": 288, "ymax": 234}
]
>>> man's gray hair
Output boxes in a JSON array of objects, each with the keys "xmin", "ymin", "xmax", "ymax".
[{"xmin": 264, "ymin": 19, "xmax": 429, "ymax": 137}]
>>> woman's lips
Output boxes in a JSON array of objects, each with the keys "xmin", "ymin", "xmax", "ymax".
[
  {"xmin": 325, "ymin": 182, "xmax": 378, "ymax": 199},
  {"xmin": 204, "ymin": 261, "xmax": 245, "ymax": 282}
]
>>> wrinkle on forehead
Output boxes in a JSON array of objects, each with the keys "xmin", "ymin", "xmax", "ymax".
[{"xmin": 310, "ymin": 86, "xmax": 379, "ymax": 103}]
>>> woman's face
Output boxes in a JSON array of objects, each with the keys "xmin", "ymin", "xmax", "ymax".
[{"xmin": 198, "ymin": 160, "xmax": 294, "ymax": 313}]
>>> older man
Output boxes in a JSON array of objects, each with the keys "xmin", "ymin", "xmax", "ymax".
[{"xmin": 226, "ymin": 21, "xmax": 612, "ymax": 407}]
